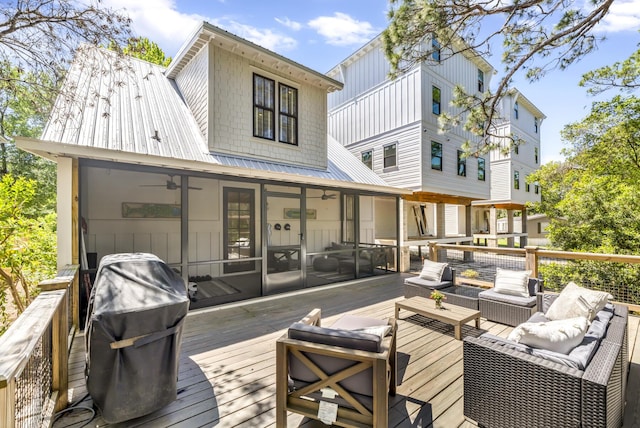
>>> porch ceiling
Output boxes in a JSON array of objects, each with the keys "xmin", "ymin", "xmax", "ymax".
[{"xmin": 403, "ymin": 191, "xmax": 477, "ymax": 206}]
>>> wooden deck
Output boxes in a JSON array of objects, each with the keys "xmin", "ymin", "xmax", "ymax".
[{"xmin": 55, "ymin": 274, "xmax": 640, "ymax": 427}]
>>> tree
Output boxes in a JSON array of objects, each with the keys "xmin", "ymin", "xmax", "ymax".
[
  {"xmin": 383, "ymin": 0, "xmax": 615, "ymax": 155},
  {"xmin": 118, "ymin": 37, "xmax": 172, "ymax": 67},
  {"xmin": 0, "ymin": 174, "xmax": 56, "ymax": 334},
  {"xmin": 580, "ymin": 43, "xmax": 640, "ymax": 95}
]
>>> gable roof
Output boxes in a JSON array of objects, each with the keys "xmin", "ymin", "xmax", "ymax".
[{"xmin": 19, "ymin": 45, "xmax": 407, "ymax": 195}]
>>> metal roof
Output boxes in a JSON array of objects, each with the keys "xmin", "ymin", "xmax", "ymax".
[{"xmin": 32, "ymin": 46, "xmax": 406, "ymax": 195}]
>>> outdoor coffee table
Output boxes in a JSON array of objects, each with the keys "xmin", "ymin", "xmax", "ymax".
[{"xmin": 395, "ymin": 296, "xmax": 481, "ymax": 340}]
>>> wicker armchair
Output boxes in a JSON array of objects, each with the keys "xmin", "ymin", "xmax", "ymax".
[
  {"xmin": 276, "ymin": 309, "xmax": 397, "ymax": 427},
  {"xmin": 478, "ymin": 278, "xmax": 543, "ymax": 327},
  {"xmin": 464, "ymin": 294, "xmax": 628, "ymax": 428}
]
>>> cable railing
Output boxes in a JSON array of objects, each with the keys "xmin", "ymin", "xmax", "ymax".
[{"xmin": 0, "ymin": 265, "xmax": 78, "ymax": 428}]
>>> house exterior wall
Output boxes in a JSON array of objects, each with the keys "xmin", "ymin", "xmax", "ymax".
[
  {"xmin": 174, "ymin": 44, "xmax": 209, "ymax": 141},
  {"xmin": 206, "ymin": 46, "xmax": 328, "ymax": 169}
]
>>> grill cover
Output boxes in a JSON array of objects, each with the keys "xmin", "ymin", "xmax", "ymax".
[{"xmin": 85, "ymin": 253, "xmax": 189, "ymax": 423}]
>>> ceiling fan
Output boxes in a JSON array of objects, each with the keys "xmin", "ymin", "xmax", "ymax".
[
  {"xmin": 140, "ymin": 175, "xmax": 202, "ymax": 191},
  {"xmin": 309, "ymin": 190, "xmax": 337, "ymax": 200}
]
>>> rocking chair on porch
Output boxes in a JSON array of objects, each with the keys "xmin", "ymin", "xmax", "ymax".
[{"xmin": 276, "ymin": 308, "xmax": 397, "ymax": 427}]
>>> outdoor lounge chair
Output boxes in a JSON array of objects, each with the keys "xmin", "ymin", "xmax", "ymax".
[
  {"xmin": 276, "ymin": 308, "xmax": 397, "ymax": 427},
  {"xmin": 478, "ymin": 277, "xmax": 543, "ymax": 326}
]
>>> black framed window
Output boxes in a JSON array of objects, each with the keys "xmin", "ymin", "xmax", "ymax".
[
  {"xmin": 477, "ymin": 157, "xmax": 485, "ymax": 181},
  {"xmin": 535, "ymin": 184, "xmax": 540, "ymax": 194},
  {"xmin": 514, "ymin": 171, "xmax": 520, "ymax": 190},
  {"xmin": 432, "ymin": 36, "xmax": 441, "ymax": 62},
  {"xmin": 535, "ymin": 147, "xmax": 539, "ymax": 164},
  {"xmin": 383, "ymin": 143, "xmax": 397, "ymax": 168},
  {"xmin": 477, "ymin": 69, "xmax": 484, "ymax": 92},
  {"xmin": 362, "ymin": 150, "xmax": 373, "ymax": 169},
  {"xmin": 224, "ymin": 188, "xmax": 255, "ymax": 273},
  {"xmin": 526, "ymin": 180, "xmax": 531, "ymax": 192},
  {"xmin": 514, "ymin": 101, "xmax": 519, "ymax": 119},
  {"xmin": 534, "ymin": 117, "xmax": 539, "ymax": 133},
  {"xmin": 432, "ymin": 86, "xmax": 441, "ymax": 115},
  {"xmin": 279, "ymin": 83, "xmax": 298, "ymax": 145},
  {"xmin": 457, "ymin": 150, "xmax": 466, "ymax": 177},
  {"xmin": 431, "ymin": 141, "xmax": 442, "ymax": 171},
  {"xmin": 253, "ymin": 74, "xmax": 275, "ymax": 140}
]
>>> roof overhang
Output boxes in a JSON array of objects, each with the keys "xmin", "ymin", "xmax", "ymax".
[
  {"xmin": 166, "ymin": 22, "xmax": 343, "ymax": 93},
  {"xmin": 403, "ymin": 191, "xmax": 482, "ymax": 206},
  {"xmin": 16, "ymin": 137, "xmax": 410, "ymax": 196},
  {"xmin": 471, "ymin": 199, "xmax": 528, "ymax": 210},
  {"xmin": 508, "ymin": 88, "xmax": 546, "ymax": 119}
]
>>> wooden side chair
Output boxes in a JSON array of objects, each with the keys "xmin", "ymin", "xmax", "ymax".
[{"xmin": 276, "ymin": 308, "xmax": 397, "ymax": 427}]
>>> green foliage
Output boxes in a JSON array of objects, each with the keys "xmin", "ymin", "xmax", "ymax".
[
  {"xmin": 382, "ymin": 0, "xmax": 615, "ymax": 155},
  {"xmin": 110, "ymin": 37, "xmax": 172, "ymax": 67},
  {"xmin": 580, "ymin": 44, "xmax": 640, "ymax": 95},
  {"xmin": 0, "ymin": 175, "xmax": 57, "ymax": 334}
]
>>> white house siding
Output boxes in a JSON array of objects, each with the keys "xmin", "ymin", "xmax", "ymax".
[
  {"xmin": 174, "ymin": 44, "xmax": 209, "ymax": 141},
  {"xmin": 490, "ymin": 160, "xmax": 513, "ymax": 200},
  {"xmin": 328, "ymin": 68, "xmax": 421, "ymax": 146},
  {"xmin": 209, "ymin": 46, "xmax": 327, "ymax": 170},
  {"xmin": 327, "ymin": 40, "xmax": 390, "ymax": 110}
]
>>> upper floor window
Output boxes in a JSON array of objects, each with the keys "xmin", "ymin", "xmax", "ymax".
[
  {"xmin": 478, "ymin": 157, "xmax": 485, "ymax": 181},
  {"xmin": 526, "ymin": 180, "xmax": 531, "ymax": 192},
  {"xmin": 514, "ymin": 170, "xmax": 520, "ymax": 190},
  {"xmin": 535, "ymin": 184, "xmax": 540, "ymax": 194},
  {"xmin": 534, "ymin": 147, "xmax": 539, "ymax": 164},
  {"xmin": 514, "ymin": 101, "xmax": 519, "ymax": 119},
  {"xmin": 432, "ymin": 36, "xmax": 441, "ymax": 62},
  {"xmin": 477, "ymin": 69, "xmax": 484, "ymax": 92},
  {"xmin": 431, "ymin": 141, "xmax": 442, "ymax": 171},
  {"xmin": 383, "ymin": 143, "xmax": 397, "ymax": 168},
  {"xmin": 362, "ymin": 149, "xmax": 373, "ymax": 169},
  {"xmin": 514, "ymin": 143, "xmax": 519, "ymax": 155},
  {"xmin": 534, "ymin": 117, "xmax": 539, "ymax": 133},
  {"xmin": 279, "ymin": 83, "xmax": 298, "ymax": 145},
  {"xmin": 457, "ymin": 150, "xmax": 466, "ymax": 177},
  {"xmin": 253, "ymin": 74, "xmax": 275, "ymax": 140},
  {"xmin": 432, "ymin": 86, "xmax": 441, "ymax": 115}
]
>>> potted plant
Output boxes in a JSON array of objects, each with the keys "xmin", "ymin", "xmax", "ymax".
[{"xmin": 430, "ymin": 290, "xmax": 446, "ymax": 309}]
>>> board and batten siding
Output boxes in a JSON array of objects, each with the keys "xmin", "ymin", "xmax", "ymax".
[
  {"xmin": 328, "ymin": 42, "xmax": 391, "ymax": 110},
  {"xmin": 174, "ymin": 44, "xmax": 209, "ymax": 142},
  {"xmin": 490, "ymin": 160, "xmax": 513, "ymax": 200},
  {"xmin": 444, "ymin": 204, "xmax": 466, "ymax": 235},
  {"xmin": 208, "ymin": 46, "xmax": 328, "ymax": 169},
  {"xmin": 328, "ymin": 68, "xmax": 421, "ymax": 147}
]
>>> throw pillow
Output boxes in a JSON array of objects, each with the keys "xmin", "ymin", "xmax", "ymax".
[
  {"xmin": 493, "ymin": 268, "xmax": 531, "ymax": 298},
  {"xmin": 419, "ymin": 259, "xmax": 448, "ymax": 281},
  {"xmin": 545, "ymin": 282, "xmax": 612, "ymax": 322},
  {"xmin": 507, "ymin": 316, "xmax": 590, "ymax": 354}
]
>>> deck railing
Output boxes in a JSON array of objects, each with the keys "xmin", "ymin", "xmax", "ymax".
[
  {"xmin": 0, "ymin": 265, "xmax": 78, "ymax": 428},
  {"xmin": 429, "ymin": 243, "xmax": 640, "ymax": 311}
]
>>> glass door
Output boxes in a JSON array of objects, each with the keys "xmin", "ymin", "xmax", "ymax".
[{"xmin": 264, "ymin": 188, "xmax": 303, "ymax": 294}]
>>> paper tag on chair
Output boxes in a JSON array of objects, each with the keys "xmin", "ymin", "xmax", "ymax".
[
  {"xmin": 318, "ymin": 400, "xmax": 338, "ymax": 425},
  {"xmin": 321, "ymin": 387, "xmax": 338, "ymax": 399}
]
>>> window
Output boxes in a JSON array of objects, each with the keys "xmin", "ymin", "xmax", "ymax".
[
  {"xmin": 224, "ymin": 188, "xmax": 255, "ymax": 273},
  {"xmin": 431, "ymin": 141, "xmax": 442, "ymax": 171},
  {"xmin": 279, "ymin": 83, "xmax": 298, "ymax": 145},
  {"xmin": 526, "ymin": 181, "xmax": 530, "ymax": 192},
  {"xmin": 535, "ymin": 147, "xmax": 539, "ymax": 164},
  {"xmin": 477, "ymin": 69, "xmax": 484, "ymax": 92},
  {"xmin": 457, "ymin": 150, "xmax": 466, "ymax": 177},
  {"xmin": 514, "ymin": 171, "xmax": 520, "ymax": 190},
  {"xmin": 383, "ymin": 143, "xmax": 397, "ymax": 168},
  {"xmin": 534, "ymin": 117, "xmax": 539, "ymax": 133},
  {"xmin": 537, "ymin": 222, "xmax": 542, "ymax": 234},
  {"xmin": 253, "ymin": 74, "xmax": 275, "ymax": 140},
  {"xmin": 535, "ymin": 184, "xmax": 540, "ymax": 194},
  {"xmin": 514, "ymin": 101, "xmax": 519, "ymax": 119},
  {"xmin": 361, "ymin": 150, "xmax": 373, "ymax": 169},
  {"xmin": 432, "ymin": 86, "xmax": 441, "ymax": 115},
  {"xmin": 477, "ymin": 157, "xmax": 485, "ymax": 181},
  {"xmin": 432, "ymin": 36, "xmax": 441, "ymax": 62}
]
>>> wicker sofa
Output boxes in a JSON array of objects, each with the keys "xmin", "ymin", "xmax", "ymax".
[
  {"xmin": 463, "ymin": 293, "xmax": 628, "ymax": 428},
  {"xmin": 478, "ymin": 278, "xmax": 543, "ymax": 327}
]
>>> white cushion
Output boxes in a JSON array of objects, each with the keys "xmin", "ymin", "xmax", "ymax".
[
  {"xmin": 419, "ymin": 259, "xmax": 448, "ymax": 281},
  {"xmin": 493, "ymin": 268, "xmax": 531, "ymax": 298},
  {"xmin": 507, "ymin": 316, "xmax": 590, "ymax": 354},
  {"xmin": 546, "ymin": 282, "xmax": 612, "ymax": 321}
]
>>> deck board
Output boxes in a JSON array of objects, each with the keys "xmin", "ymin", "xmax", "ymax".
[{"xmin": 53, "ymin": 274, "xmax": 640, "ymax": 428}]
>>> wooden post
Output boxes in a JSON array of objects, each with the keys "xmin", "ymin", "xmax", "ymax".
[
  {"xmin": 51, "ymin": 291, "xmax": 69, "ymax": 412},
  {"xmin": 525, "ymin": 246, "xmax": 539, "ymax": 278},
  {"xmin": 428, "ymin": 242, "xmax": 438, "ymax": 262},
  {"xmin": 0, "ymin": 378, "xmax": 16, "ymax": 428}
]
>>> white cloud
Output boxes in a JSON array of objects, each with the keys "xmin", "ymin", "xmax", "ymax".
[
  {"xmin": 275, "ymin": 17, "xmax": 303, "ymax": 31},
  {"xmin": 221, "ymin": 20, "xmax": 298, "ymax": 51},
  {"xmin": 596, "ymin": 0, "xmax": 640, "ymax": 32},
  {"xmin": 308, "ymin": 12, "xmax": 378, "ymax": 46}
]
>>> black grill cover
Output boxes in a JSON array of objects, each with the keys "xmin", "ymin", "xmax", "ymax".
[{"xmin": 85, "ymin": 253, "xmax": 189, "ymax": 423}]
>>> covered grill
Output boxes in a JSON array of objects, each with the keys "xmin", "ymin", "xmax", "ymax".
[{"xmin": 85, "ymin": 253, "xmax": 189, "ymax": 423}]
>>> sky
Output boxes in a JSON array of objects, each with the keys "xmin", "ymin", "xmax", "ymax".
[{"xmin": 103, "ymin": 0, "xmax": 640, "ymax": 165}]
